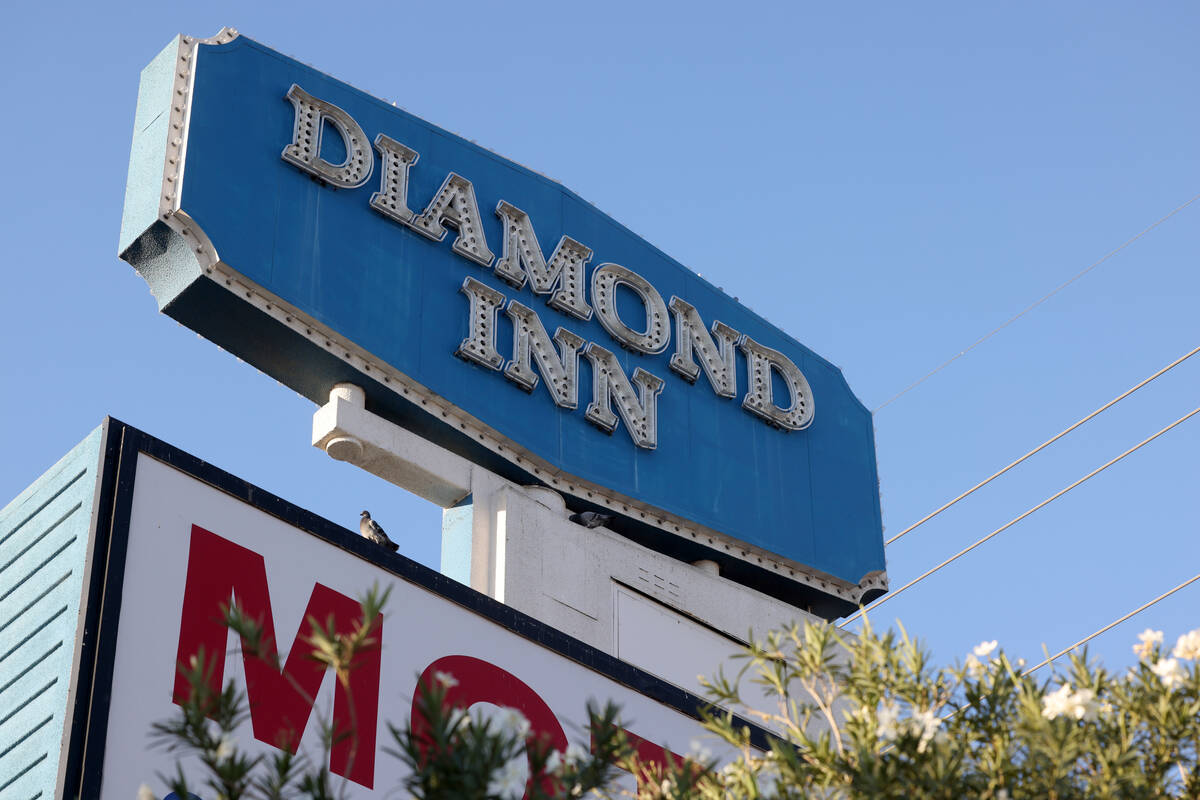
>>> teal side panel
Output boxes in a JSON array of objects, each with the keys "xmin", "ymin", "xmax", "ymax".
[
  {"xmin": 0, "ymin": 428, "xmax": 102, "ymax": 799},
  {"xmin": 440, "ymin": 501, "xmax": 474, "ymax": 585},
  {"xmin": 117, "ymin": 36, "xmax": 179, "ymax": 257}
]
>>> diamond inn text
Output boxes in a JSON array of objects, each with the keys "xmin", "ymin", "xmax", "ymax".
[{"xmin": 283, "ymin": 85, "xmax": 815, "ymax": 451}]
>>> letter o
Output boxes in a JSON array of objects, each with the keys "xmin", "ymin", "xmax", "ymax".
[
  {"xmin": 411, "ymin": 655, "xmax": 568, "ymax": 798},
  {"xmin": 590, "ymin": 263, "xmax": 670, "ymax": 354}
]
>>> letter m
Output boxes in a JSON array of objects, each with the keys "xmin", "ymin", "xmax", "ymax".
[{"xmin": 172, "ymin": 525, "xmax": 381, "ymax": 788}]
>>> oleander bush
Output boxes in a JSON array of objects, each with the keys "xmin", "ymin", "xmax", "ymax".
[
  {"xmin": 677, "ymin": 620, "xmax": 1200, "ymax": 799},
  {"xmin": 144, "ymin": 589, "xmax": 1200, "ymax": 800}
]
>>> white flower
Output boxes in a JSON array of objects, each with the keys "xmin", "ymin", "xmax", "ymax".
[
  {"xmin": 448, "ymin": 707, "xmax": 469, "ymax": 731},
  {"xmin": 465, "ymin": 704, "xmax": 529, "ymax": 739},
  {"xmin": 1173, "ymin": 629, "xmax": 1200, "ymax": 661},
  {"xmin": 433, "ymin": 670, "xmax": 459, "ymax": 688},
  {"xmin": 688, "ymin": 738, "xmax": 713, "ymax": 762},
  {"xmin": 973, "ymin": 640, "xmax": 998, "ymax": 659},
  {"xmin": 1042, "ymin": 684, "xmax": 1074, "ymax": 720},
  {"xmin": 996, "ymin": 790, "xmax": 1010, "ymax": 800},
  {"xmin": 1134, "ymin": 628, "xmax": 1164, "ymax": 659},
  {"xmin": 215, "ymin": 734, "xmax": 235, "ymax": 760},
  {"xmin": 136, "ymin": 785, "xmax": 157, "ymax": 800},
  {"xmin": 875, "ymin": 701, "xmax": 899, "ymax": 741},
  {"xmin": 1041, "ymin": 684, "xmax": 1100, "ymax": 720},
  {"xmin": 964, "ymin": 654, "xmax": 985, "ymax": 679},
  {"xmin": 563, "ymin": 742, "xmax": 589, "ymax": 766},
  {"xmin": 1069, "ymin": 688, "xmax": 1100, "ymax": 721},
  {"xmin": 910, "ymin": 708, "xmax": 946, "ymax": 753},
  {"xmin": 493, "ymin": 707, "xmax": 531, "ymax": 740},
  {"xmin": 1151, "ymin": 658, "xmax": 1187, "ymax": 690},
  {"xmin": 487, "ymin": 755, "xmax": 531, "ymax": 800},
  {"xmin": 545, "ymin": 750, "xmax": 563, "ymax": 773},
  {"xmin": 1140, "ymin": 628, "xmax": 1165, "ymax": 645}
]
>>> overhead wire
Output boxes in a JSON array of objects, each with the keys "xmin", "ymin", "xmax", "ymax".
[
  {"xmin": 1022, "ymin": 572, "xmax": 1200, "ymax": 676},
  {"xmin": 885, "ymin": 344, "xmax": 1200, "ymax": 547},
  {"xmin": 841, "ymin": 404, "xmax": 1200, "ymax": 629},
  {"xmin": 914, "ymin": 572, "xmax": 1200, "ymax": 735},
  {"xmin": 872, "ymin": 191, "xmax": 1200, "ymax": 414}
]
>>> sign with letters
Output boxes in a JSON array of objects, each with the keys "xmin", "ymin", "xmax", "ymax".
[
  {"xmin": 62, "ymin": 423, "xmax": 764, "ymax": 798},
  {"xmin": 119, "ymin": 29, "xmax": 886, "ymax": 606}
]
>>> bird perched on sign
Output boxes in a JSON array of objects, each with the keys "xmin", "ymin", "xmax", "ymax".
[
  {"xmin": 569, "ymin": 511, "xmax": 613, "ymax": 529},
  {"xmin": 359, "ymin": 510, "xmax": 399, "ymax": 551}
]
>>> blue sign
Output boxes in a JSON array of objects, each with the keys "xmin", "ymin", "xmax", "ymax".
[{"xmin": 119, "ymin": 30, "xmax": 886, "ymax": 609}]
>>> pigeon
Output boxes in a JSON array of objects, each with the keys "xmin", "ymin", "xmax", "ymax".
[
  {"xmin": 569, "ymin": 511, "xmax": 613, "ymax": 529},
  {"xmin": 359, "ymin": 510, "xmax": 399, "ymax": 551}
]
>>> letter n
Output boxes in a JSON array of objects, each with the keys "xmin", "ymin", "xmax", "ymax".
[
  {"xmin": 583, "ymin": 343, "xmax": 665, "ymax": 449},
  {"xmin": 173, "ymin": 525, "xmax": 382, "ymax": 788}
]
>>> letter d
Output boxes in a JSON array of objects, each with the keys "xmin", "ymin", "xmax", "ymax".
[{"xmin": 281, "ymin": 84, "xmax": 374, "ymax": 188}]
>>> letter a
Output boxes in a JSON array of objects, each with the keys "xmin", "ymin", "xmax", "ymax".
[{"xmin": 409, "ymin": 173, "xmax": 495, "ymax": 267}]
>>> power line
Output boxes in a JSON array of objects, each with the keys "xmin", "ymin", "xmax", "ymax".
[
  {"xmin": 886, "ymin": 344, "xmax": 1200, "ymax": 547},
  {"xmin": 842, "ymin": 404, "xmax": 1200, "ymax": 629},
  {"xmin": 873, "ymin": 192, "xmax": 1200, "ymax": 413},
  {"xmin": 1023, "ymin": 572, "xmax": 1200, "ymax": 676},
  {"xmin": 916, "ymin": 572, "xmax": 1200, "ymax": 736}
]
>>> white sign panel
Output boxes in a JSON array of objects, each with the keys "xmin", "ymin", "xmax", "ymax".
[{"xmin": 94, "ymin": 452, "xmax": 751, "ymax": 798}]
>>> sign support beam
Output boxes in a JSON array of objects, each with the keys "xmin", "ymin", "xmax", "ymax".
[{"xmin": 311, "ymin": 387, "xmax": 822, "ymax": 656}]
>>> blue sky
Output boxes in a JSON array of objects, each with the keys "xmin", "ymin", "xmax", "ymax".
[{"xmin": 2, "ymin": 1, "xmax": 1197, "ymax": 676}]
